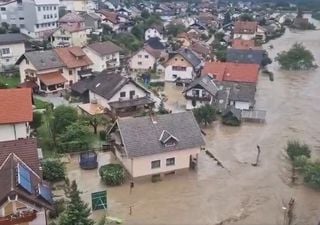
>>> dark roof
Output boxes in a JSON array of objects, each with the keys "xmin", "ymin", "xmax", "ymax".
[
  {"xmin": 116, "ymin": 112, "xmax": 205, "ymax": 158},
  {"xmin": 0, "ymin": 153, "xmax": 53, "ymax": 210},
  {"xmin": 223, "ymin": 106, "xmax": 242, "ymax": 120},
  {"xmin": 71, "ymin": 77, "xmax": 94, "ymax": 94},
  {"xmin": 227, "ymin": 48, "xmax": 265, "ymax": 65},
  {"xmin": 0, "ymin": 33, "xmax": 26, "ymax": 45},
  {"xmin": 145, "ymin": 37, "xmax": 165, "ymax": 50},
  {"xmin": 87, "ymin": 41, "xmax": 122, "ymax": 56},
  {"xmin": 0, "ymin": 139, "xmax": 40, "ymax": 175},
  {"xmin": 89, "ymin": 72, "xmax": 149, "ymax": 100},
  {"xmin": 183, "ymin": 75, "xmax": 218, "ymax": 96},
  {"xmin": 17, "ymin": 50, "xmax": 64, "ymax": 71},
  {"xmin": 176, "ymin": 48, "xmax": 202, "ymax": 68},
  {"xmin": 229, "ymin": 83, "xmax": 256, "ymax": 103}
]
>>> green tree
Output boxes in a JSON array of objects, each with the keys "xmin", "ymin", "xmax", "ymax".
[
  {"xmin": 1, "ymin": 22, "xmax": 9, "ymax": 30},
  {"xmin": 59, "ymin": 121, "xmax": 94, "ymax": 151},
  {"xmin": 286, "ymin": 140, "xmax": 311, "ymax": 161},
  {"xmin": 302, "ymin": 162, "xmax": 320, "ymax": 188},
  {"xmin": 166, "ymin": 24, "xmax": 186, "ymax": 37},
  {"xmin": 99, "ymin": 164, "xmax": 125, "ymax": 186},
  {"xmin": 42, "ymin": 159, "xmax": 65, "ymax": 182},
  {"xmin": 141, "ymin": 9, "xmax": 150, "ymax": 19},
  {"xmin": 131, "ymin": 24, "xmax": 145, "ymax": 40},
  {"xmin": 193, "ymin": 104, "xmax": 217, "ymax": 126},
  {"xmin": 53, "ymin": 105, "xmax": 78, "ymax": 132},
  {"xmin": 30, "ymin": 111, "xmax": 42, "ymax": 130},
  {"xmin": 80, "ymin": 114, "xmax": 108, "ymax": 134},
  {"xmin": 38, "ymin": 107, "xmax": 58, "ymax": 151},
  {"xmin": 239, "ymin": 13, "xmax": 254, "ymax": 21},
  {"xmin": 275, "ymin": 43, "xmax": 316, "ymax": 70},
  {"xmin": 59, "ymin": 180, "xmax": 94, "ymax": 225}
]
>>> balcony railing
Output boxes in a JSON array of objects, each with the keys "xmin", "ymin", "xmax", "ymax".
[
  {"xmin": 0, "ymin": 211, "xmax": 37, "ymax": 225},
  {"xmin": 185, "ymin": 95, "xmax": 211, "ymax": 101},
  {"xmin": 78, "ymin": 68, "xmax": 92, "ymax": 77}
]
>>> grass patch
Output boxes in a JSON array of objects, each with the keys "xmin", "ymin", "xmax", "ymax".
[
  {"xmin": 34, "ymin": 98, "xmax": 51, "ymax": 109},
  {"xmin": 0, "ymin": 74, "xmax": 20, "ymax": 88}
]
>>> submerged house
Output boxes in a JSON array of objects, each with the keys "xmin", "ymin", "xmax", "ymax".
[{"xmin": 108, "ymin": 112, "xmax": 205, "ymax": 180}]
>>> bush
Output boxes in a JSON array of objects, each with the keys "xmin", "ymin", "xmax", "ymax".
[
  {"xmin": 99, "ymin": 130, "xmax": 106, "ymax": 141},
  {"xmin": 292, "ymin": 155, "xmax": 309, "ymax": 170},
  {"xmin": 302, "ymin": 162, "xmax": 320, "ymax": 188},
  {"xmin": 99, "ymin": 164, "xmax": 125, "ymax": 186},
  {"xmin": 30, "ymin": 111, "xmax": 42, "ymax": 129},
  {"xmin": 286, "ymin": 140, "xmax": 311, "ymax": 161},
  {"xmin": 42, "ymin": 160, "xmax": 65, "ymax": 182}
]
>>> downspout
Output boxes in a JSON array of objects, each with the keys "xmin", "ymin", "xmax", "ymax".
[{"xmin": 13, "ymin": 124, "xmax": 17, "ymax": 140}]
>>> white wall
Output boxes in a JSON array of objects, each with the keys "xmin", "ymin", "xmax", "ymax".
[
  {"xmin": 30, "ymin": 210, "xmax": 47, "ymax": 225},
  {"xmin": 129, "ymin": 49, "xmax": 156, "ymax": 71},
  {"xmin": 130, "ymin": 147, "xmax": 200, "ymax": 178},
  {"xmin": 0, "ymin": 123, "xmax": 29, "ymax": 142},
  {"xmin": 19, "ymin": 57, "xmax": 37, "ymax": 82},
  {"xmin": 164, "ymin": 65, "xmax": 194, "ymax": 81},
  {"xmin": 144, "ymin": 28, "xmax": 163, "ymax": 41},
  {"xmin": 0, "ymin": 42, "xmax": 25, "ymax": 69},
  {"xmin": 89, "ymin": 91, "xmax": 109, "ymax": 108},
  {"xmin": 233, "ymin": 33, "xmax": 255, "ymax": 40},
  {"xmin": 186, "ymin": 99, "xmax": 206, "ymax": 110},
  {"xmin": 234, "ymin": 101, "xmax": 251, "ymax": 110},
  {"xmin": 84, "ymin": 47, "xmax": 120, "ymax": 72}
]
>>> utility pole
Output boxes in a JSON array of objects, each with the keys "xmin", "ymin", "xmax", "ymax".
[{"xmin": 252, "ymin": 145, "xmax": 261, "ymax": 167}]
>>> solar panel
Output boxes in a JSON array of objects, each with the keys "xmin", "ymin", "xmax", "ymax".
[
  {"xmin": 38, "ymin": 184, "xmax": 53, "ymax": 203},
  {"xmin": 17, "ymin": 164, "xmax": 33, "ymax": 194}
]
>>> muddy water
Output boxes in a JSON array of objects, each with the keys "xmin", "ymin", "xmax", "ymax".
[{"xmin": 68, "ymin": 21, "xmax": 320, "ymax": 225}]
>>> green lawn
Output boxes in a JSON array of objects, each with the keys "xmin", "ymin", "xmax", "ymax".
[
  {"xmin": 34, "ymin": 98, "xmax": 52, "ymax": 109},
  {"xmin": 0, "ymin": 75, "xmax": 20, "ymax": 88}
]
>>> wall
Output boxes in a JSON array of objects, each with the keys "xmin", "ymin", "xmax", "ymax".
[
  {"xmin": 71, "ymin": 30, "xmax": 87, "ymax": 47},
  {"xmin": 129, "ymin": 49, "xmax": 155, "ymax": 71},
  {"xmin": 108, "ymin": 82, "xmax": 147, "ymax": 102},
  {"xmin": 186, "ymin": 99, "xmax": 206, "ymax": 110},
  {"xmin": 0, "ymin": 123, "xmax": 29, "ymax": 142},
  {"xmin": 84, "ymin": 48, "xmax": 120, "ymax": 72},
  {"xmin": 89, "ymin": 91, "xmax": 109, "ymax": 108},
  {"xmin": 51, "ymin": 28, "xmax": 72, "ymax": 47},
  {"xmin": 0, "ymin": 1, "xmax": 25, "ymax": 28},
  {"xmin": 131, "ymin": 147, "xmax": 200, "ymax": 178},
  {"xmin": 233, "ymin": 33, "xmax": 255, "ymax": 40},
  {"xmin": 234, "ymin": 101, "xmax": 251, "ymax": 110},
  {"xmin": 164, "ymin": 54, "xmax": 194, "ymax": 81},
  {"xmin": 0, "ymin": 42, "xmax": 25, "ymax": 70},
  {"xmin": 144, "ymin": 28, "xmax": 163, "ymax": 41}
]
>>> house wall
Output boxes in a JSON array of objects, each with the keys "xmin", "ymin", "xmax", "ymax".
[
  {"xmin": 89, "ymin": 82, "xmax": 147, "ymax": 109},
  {"xmin": 144, "ymin": 28, "xmax": 163, "ymax": 41},
  {"xmin": 0, "ymin": 42, "xmax": 25, "ymax": 71},
  {"xmin": 0, "ymin": 1, "xmax": 25, "ymax": 29},
  {"xmin": 234, "ymin": 101, "xmax": 251, "ymax": 110},
  {"xmin": 129, "ymin": 49, "xmax": 156, "ymax": 71},
  {"xmin": 51, "ymin": 29, "xmax": 87, "ymax": 47},
  {"xmin": 130, "ymin": 147, "xmax": 200, "ymax": 178},
  {"xmin": 186, "ymin": 99, "xmax": 207, "ymax": 110},
  {"xmin": 83, "ymin": 47, "xmax": 120, "ymax": 72},
  {"xmin": 19, "ymin": 57, "xmax": 36, "ymax": 82},
  {"xmin": 70, "ymin": 30, "xmax": 87, "ymax": 47},
  {"xmin": 165, "ymin": 54, "xmax": 194, "ymax": 81},
  {"xmin": 233, "ymin": 33, "xmax": 255, "ymax": 40},
  {"xmin": 51, "ymin": 28, "xmax": 72, "ymax": 47},
  {"xmin": 0, "ymin": 123, "xmax": 29, "ymax": 142}
]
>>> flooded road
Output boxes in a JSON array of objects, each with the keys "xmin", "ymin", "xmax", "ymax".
[{"xmin": 67, "ymin": 19, "xmax": 320, "ymax": 225}]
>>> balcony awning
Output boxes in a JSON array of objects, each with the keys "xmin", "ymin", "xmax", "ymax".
[
  {"xmin": 38, "ymin": 71, "xmax": 67, "ymax": 86},
  {"xmin": 108, "ymin": 97, "xmax": 155, "ymax": 109}
]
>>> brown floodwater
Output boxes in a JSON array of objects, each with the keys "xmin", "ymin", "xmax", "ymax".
[{"xmin": 67, "ymin": 17, "xmax": 320, "ymax": 225}]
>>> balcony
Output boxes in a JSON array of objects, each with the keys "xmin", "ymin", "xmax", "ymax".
[
  {"xmin": 78, "ymin": 68, "xmax": 92, "ymax": 78},
  {"xmin": 0, "ymin": 211, "xmax": 37, "ymax": 225},
  {"xmin": 185, "ymin": 95, "xmax": 211, "ymax": 102}
]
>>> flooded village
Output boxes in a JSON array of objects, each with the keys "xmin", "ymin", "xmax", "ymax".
[{"xmin": 0, "ymin": 0, "xmax": 320, "ymax": 225}]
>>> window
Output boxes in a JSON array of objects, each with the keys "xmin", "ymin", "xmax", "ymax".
[
  {"xmin": 43, "ymin": 15, "xmax": 46, "ymax": 19},
  {"xmin": 43, "ymin": 6, "xmax": 45, "ymax": 10},
  {"xmin": 46, "ymin": 6, "xmax": 49, "ymax": 10},
  {"xmin": 129, "ymin": 90, "xmax": 135, "ymax": 99},
  {"xmin": 174, "ymin": 58, "xmax": 177, "ymax": 61},
  {"xmin": 172, "ymin": 66, "xmax": 186, "ymax": 71},
  {"xmin": 54, "ymin": 14, "xmax": 57, "ymax": 18},
  {"xmin": 172, "ymin": 74, "xmax": 177, "ymax": 78},
  {"xmin": 192, "ymin": 89, "xmax": 199, "ymax": 97},
  {"xmin": 50, "ymin": 14, "xmax": 53, "ymax": 18},
  {"xmin": 59, "ymin": 68, "xmax": 63, "ymax": 73},
  {"xmin": 151, "ymin": 160, "xmax": 160, "ymax": 169},
  {"xmin": 120, "ymin": 92, "xmax": 126, "ymax": 97},
  {"xmin": 181, "ymin": 58, "xmax": 184, "ymax": 61},
  {"xmin": 38, "ymin": 6, "xmax": 41, "ymax": 11},
  {"xmin": 19, "ymin": 17, "xmax": 24, "ymax": 20},
  {"xmin": 54, "ymin": 6, "xmax": 56, "ymax": 10},
  {"xmin": 144, "ymin": 55, "xmax": 149, "ymax": 58},
  {"xmin": 49, "ymin": 6, "xmax": 52, "ymax": 10},
  {"xmin": 1, "ymin": 48, "xmax": 10, "ymax": 55},
  {"xmin": 6, "ymin": 58, "xmax": 9, "ymax": 62},
  {"xmin": 1, "ymin": 7, "xmax": 6, "ymax": 11},
  {"xmin": 69, "ymin": 70, "xmax": 72, "ymax": 75},
  {"xmin": 166, "ymin": 158, "xmax": 175, "ymax": 166},
  {"xmin": 138, "ymin": 62, "xmax": 142, "ymax": 65}
]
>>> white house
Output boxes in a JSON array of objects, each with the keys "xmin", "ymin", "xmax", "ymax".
[
  {"xmin": 108, "ymin": 112, "xmax": 205, "ymax": 179},
  {"xmin": 17, "ymin": 50, "xmax": 67, "ymax": 93},
  {"xmin": 228, "ymin": 83, "xmax": 256, "ymax": 110},
  {"xmin": 0, "ymin": 88, "xmax": 32, "ymax": 142},
  {"xmin": 165, "ymin": 48, "xmax": 202, "ymax": 82},
  {"xmin": 87, "ymin": 72, "xmax": 155, "ymax": 116},
  {"xmin": 84, "ymin": 41, "xmax": 122, "ymax": 72},
  {"xmin": 144, "ymin": 25, "xmax": 164, "ymax": 41},
  {"xmin": 129, "ymin": 48, "xmax": 157, "ymax": 71},
  {"xmin": 59, "ymin": 0, "xmax": 87, "ymax": 12},
  {"xmin": 0, "ymin": 139, "xmax": 54, "ymax": 225},
  {"xmin": 49, "ymin": 12, "xmax": 87, "ymax": 47},
  {"xmin": 0, "ymin": 33, "xmax": 25, "ymax": 72},
  {"xmin": 183, "ymin": 75, "xmax": 219, "ymax": 110}
]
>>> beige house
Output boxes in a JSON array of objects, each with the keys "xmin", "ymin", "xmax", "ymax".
[
  {"xmin": 49, "ymin": 12, "xmax": 87, "ymax": 47},
  {"xmin": 108, "ymin": 112, "xmax": 205, "ymax": 180},
  {"xmin": 0, "ymin": 34, "xmax": 25, "ymax": 72},
  {"xmin": 0, "ymin": 88, "xmax": 33, "ymax": 142},
  {"xmin": 0, "ymin": 139, "xmax": 53, "ymax": 225}
]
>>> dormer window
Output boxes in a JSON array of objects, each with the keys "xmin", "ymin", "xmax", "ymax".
[{"xmin": 159, "ymin": 130, "xmax": 179, "ymax": 147}]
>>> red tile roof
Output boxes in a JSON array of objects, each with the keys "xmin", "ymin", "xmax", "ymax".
[
  {"xmin": 98, "ymin": 10, "xmax": 119, "ymax": 24},
  {"xmin": 38, "ymin": 71, "xmax": 67, "ymax": 86},
  {"xmin": 202, "ymin": 62, "xmax": 259, "ymax": 83},
  {"xmin": 55, "ymin": 47, "xmax": 93, "ymax": 69},
  {"xmin": 232, "ymin": 39, "xmax": 261, "ymax": 50},
  {"xmin": 0, "ymin": 88, "xmax": 33, "ymax": 124},
  {"xmin": 234, "ymin": 21, "xmax": 258, "ymax": 34}
]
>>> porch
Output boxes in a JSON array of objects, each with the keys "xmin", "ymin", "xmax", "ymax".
[{"xmin": 38, "ymin": 71, "xmax": 67, "ymax": 93}]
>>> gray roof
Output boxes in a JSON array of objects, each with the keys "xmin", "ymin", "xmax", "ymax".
[
  {"xmin": 177, "ymin": 48, "xmax": 202, "ymax": 68},
  {"xmin": 0, "ymin": 33, "xmax": 26, "ymax": 45},
  {"xmin": 18, "ymin": 50, "xmax": 64, "ymax": 71},
  {"xmin": 227, "ymin": 48, "xmax": 265, "ymax": 65},
  {"xmin": 89, "ymin": 72, "xmax": 149, "ymax": 100},
  {"xmin": 183, "ymin": 75, "xmax": 218, "ymax": 96},
  {"xmin": 87, "ymin": 41, "xmax": 122, "ymax": 56},
  {"xmin": 117, "ymin": 112, "xmax": 205, "ymax": 157},
  {"xmin": 229, "ymin": 83, "xmax": 256, "ymax": 103}
]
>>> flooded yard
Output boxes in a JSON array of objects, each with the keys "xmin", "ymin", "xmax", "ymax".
[{"xmin": 66, "ymin": 21, "xmax": 320, "ymax": 225}]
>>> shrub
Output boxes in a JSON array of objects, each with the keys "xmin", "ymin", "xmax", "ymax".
[
  {"xmin": 99, "ymin": 130, "xmax": 106, "ymax": 141},
  {"xmin": 49, "ymin": 199, "xmax": 66, "ymax": 219},
  {"xmin": 286, "ymin": 140, "xmax": 311, "ymax": 161},
  {"xmin": 99, "ymin": 164, "xmax": 125, "ymax": 186},
  {"xmin": 42, "ymin": 160, "xmax": 65, "ymax": 182},
  {"xmin": 302, "ymin": 162, "xmax": 320, "ymax": 188},
  {"xmin": 293, "ymin": 155, "xmax": 309, "ymax": 170},
  {"xmin": 30, "ymin": 111, "xmax": 42, "ymax": 129}
]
